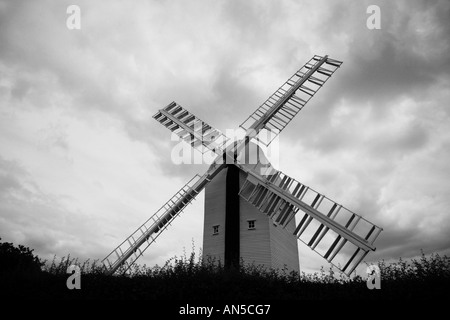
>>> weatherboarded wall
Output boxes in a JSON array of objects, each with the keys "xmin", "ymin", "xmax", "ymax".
[
  {"xmin": 203, "ymin": 166, "xmax": 299, "ymax": 273},
  {"xmin": 203, "ymin": 168, "xmax": 227, "ymax": 265},
  {"xmin": 269, "ymin": 215, "xmax": 300, "ymax": 272},
  {"xmin": 239, "ymin": 170, "xmax": 299, "ymax": 272}
]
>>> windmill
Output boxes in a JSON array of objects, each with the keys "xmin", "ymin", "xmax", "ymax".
[{"xmin": 102, "ymin": 55, "xmax": 383, "ymax": 276}]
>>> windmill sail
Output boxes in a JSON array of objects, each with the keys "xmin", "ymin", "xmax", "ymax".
[
  {"xmin": 153, "ymin": 102, "xmax": 229, "ymax": 155},
  {"xmin": 239, "ymin": 55, "xmax": 342, "ymax": 146},
  {"xmin": 238, "ymin": 167, "xmax": 382, "ymax": 275},
  {"xmin": 102, "ymin": 164, "xmax": 225, "ymax": 275}
]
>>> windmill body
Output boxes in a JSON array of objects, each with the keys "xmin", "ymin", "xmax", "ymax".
[
  {"xmin": 203, "ymin": 143, "xmax": 299, "ymax": 272},
  {"xmin": 102, "ymin": 55, "xmax": 383, "ymax": 276}
]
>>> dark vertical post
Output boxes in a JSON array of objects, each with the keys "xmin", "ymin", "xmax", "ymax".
[{"xmin": 224, "ymin": 164, "xmax": 240, "ymax": 269}]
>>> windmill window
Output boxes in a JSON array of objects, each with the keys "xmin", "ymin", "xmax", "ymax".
[
  {"xmin": 248, "ymin": 220, "xmax": 256, "ymax": 230},
  {"xmin": 213, "ymin": 225, "xmax": 219, "ymax": 235}
]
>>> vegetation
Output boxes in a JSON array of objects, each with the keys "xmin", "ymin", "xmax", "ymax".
[{"xmin": 0, "ymin": 238, "xmax": 449, "ymax": 300}]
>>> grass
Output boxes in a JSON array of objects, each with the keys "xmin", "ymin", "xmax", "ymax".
[{"xmin": 1, "ymin": 238, "xmax": 449, "ymax": 300}]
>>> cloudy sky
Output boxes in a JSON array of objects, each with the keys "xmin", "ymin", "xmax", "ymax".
[{"xmin": 0, "ymin": 0, "xmax": 449, "ymax": 275}]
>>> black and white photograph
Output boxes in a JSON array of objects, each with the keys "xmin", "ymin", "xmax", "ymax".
[{"xmin": 0, "ymin": 0, "xmax": 449, "ymax": 310}]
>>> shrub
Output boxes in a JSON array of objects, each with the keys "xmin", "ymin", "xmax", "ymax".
[
  {"xmin": 0, "ymin": 237, "xmax": 44, "ymax": 274},
  {"xmin": 377, "ymin": 251, "xmax": 450, "ymax": 282},
  {"xmin": 1, "ymin": 237, "xmax": 449, "ymax": 300}
]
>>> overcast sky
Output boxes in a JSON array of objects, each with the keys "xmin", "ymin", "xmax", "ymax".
[{"xmin": 1, "ymin": 0, "xmax": 449, "ymax": 275}]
